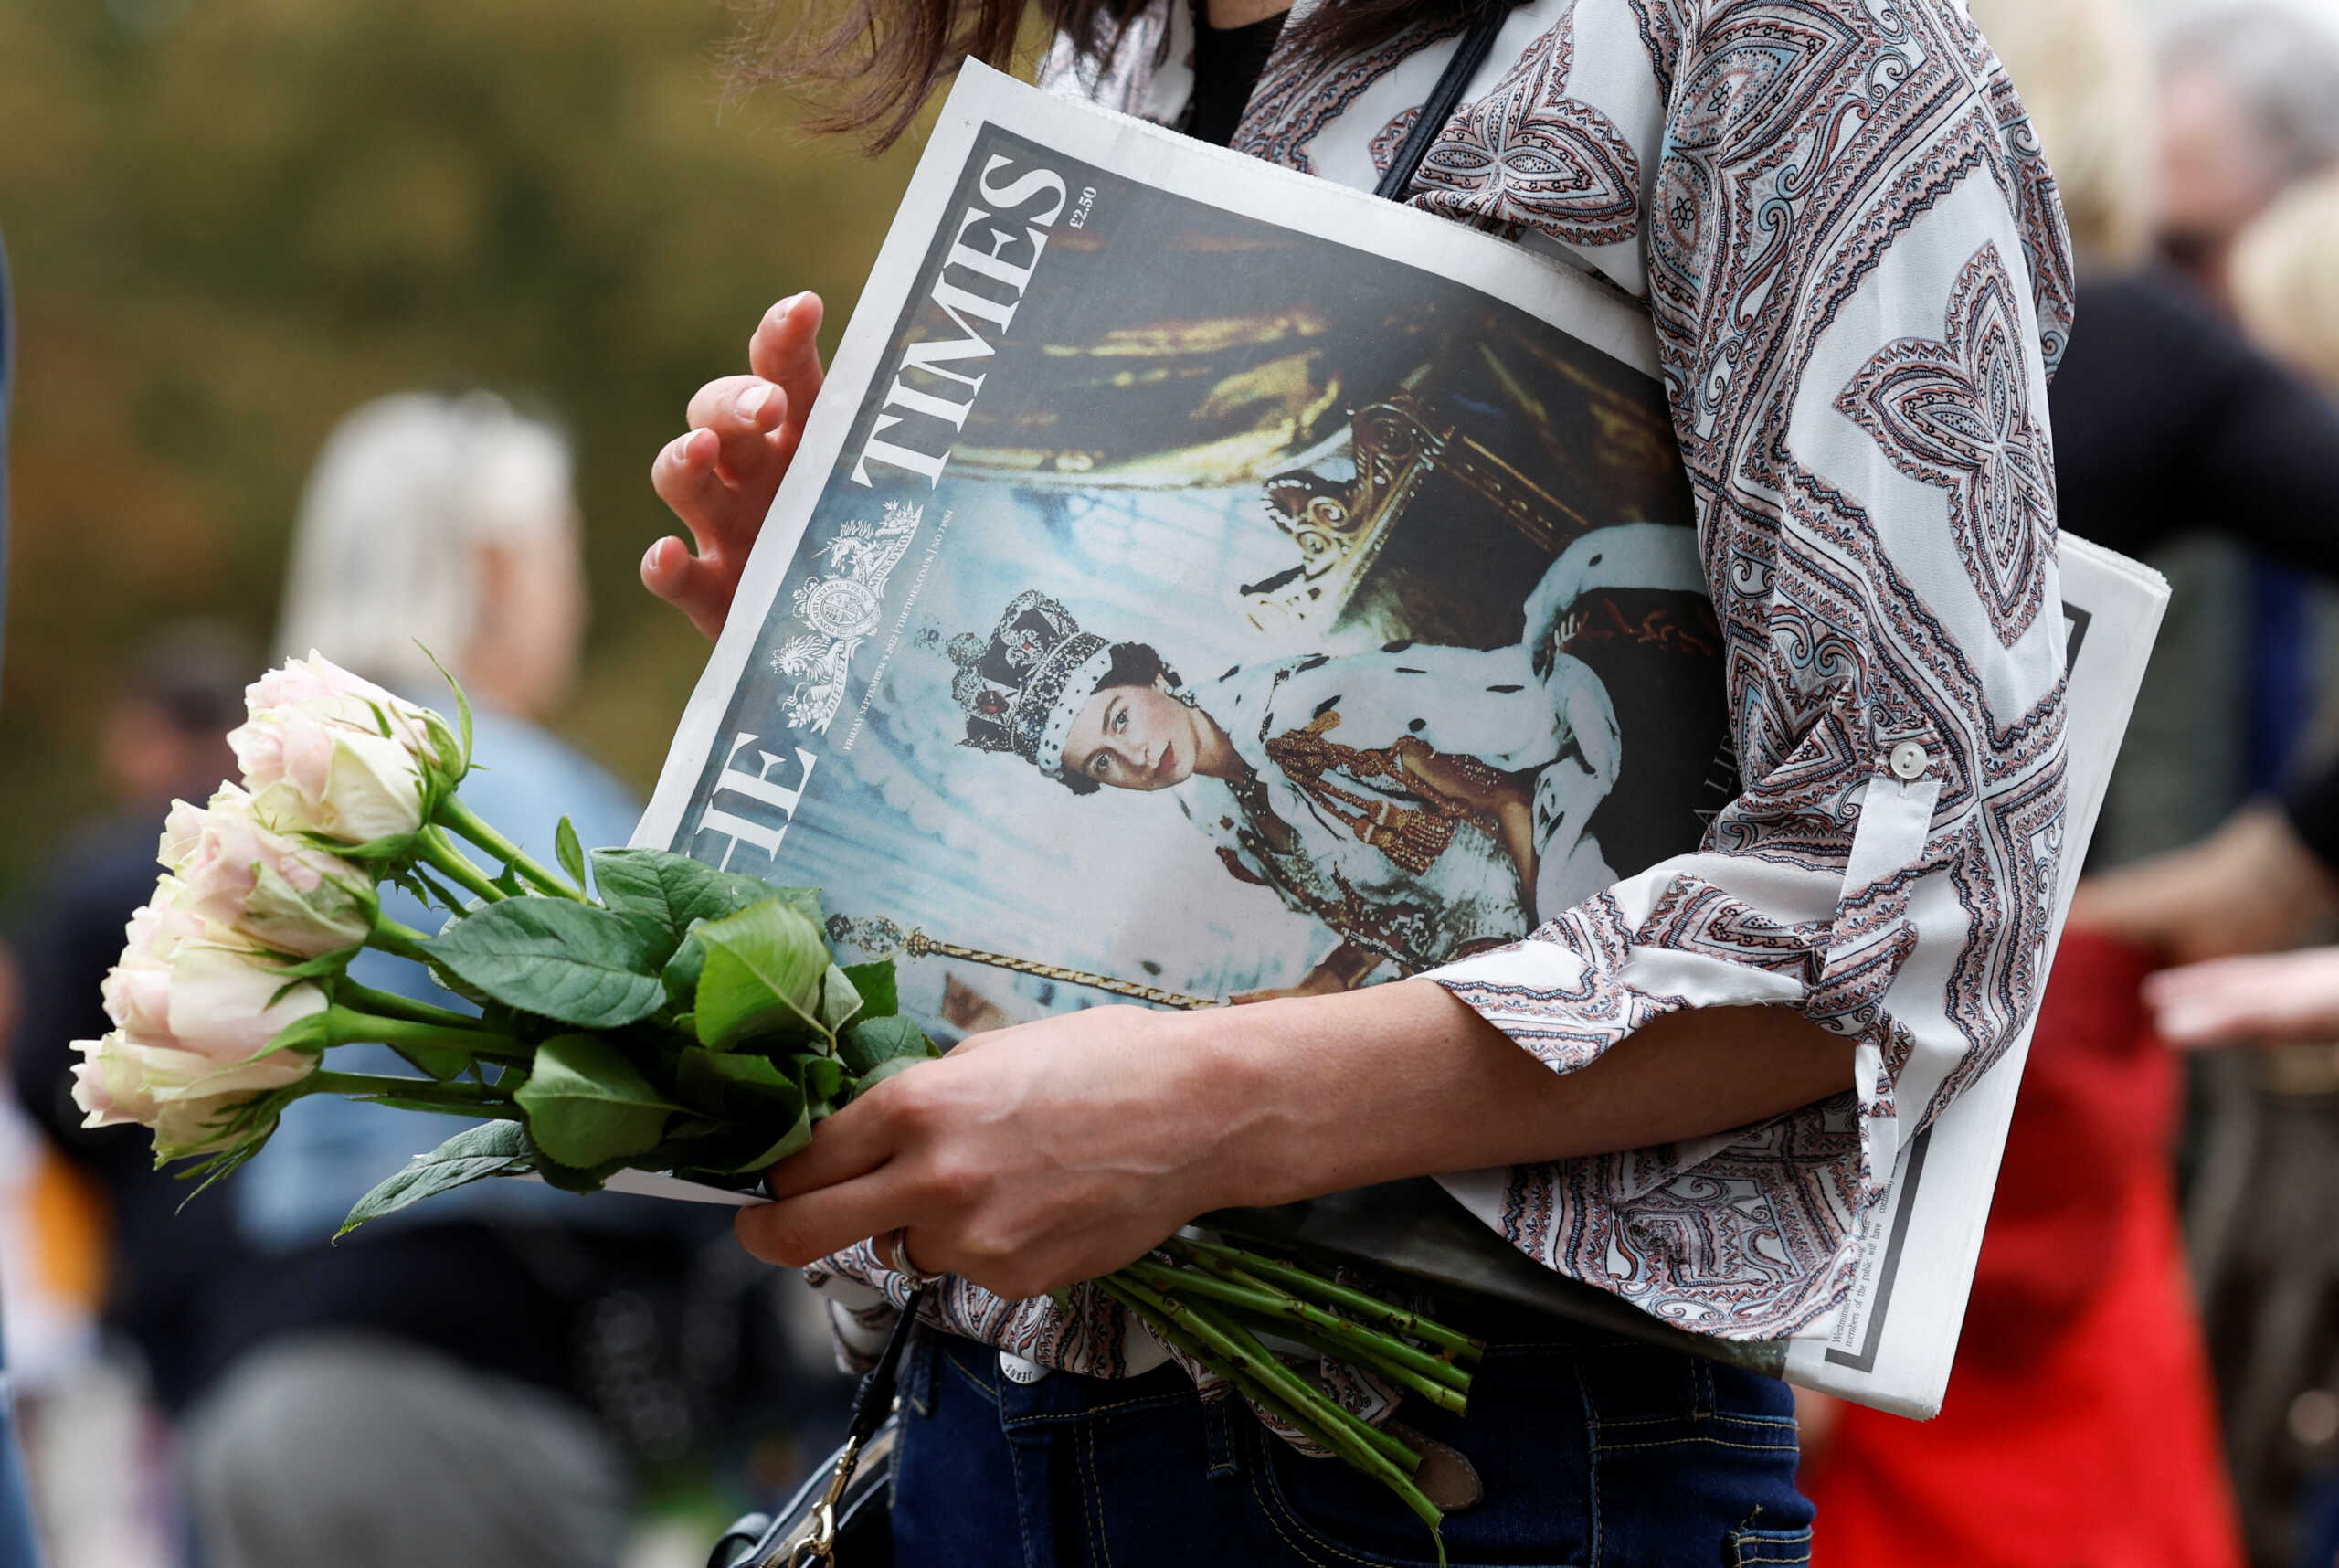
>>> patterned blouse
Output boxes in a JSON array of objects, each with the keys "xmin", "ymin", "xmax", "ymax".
[{"xmin": 815, "ymin": 0, "xmax": 2073, "ymax": 1365}]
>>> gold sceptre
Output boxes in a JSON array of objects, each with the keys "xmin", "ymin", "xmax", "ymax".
[{"xmin": 825, "ymin": 913, "xmax": 1217, "ymax": 1010}]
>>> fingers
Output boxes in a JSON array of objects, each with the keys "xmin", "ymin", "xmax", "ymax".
[
  {"xmin": 639, "ymin": 535, "xmax": 728, "ymax": 641},
  {"xmin": 645, "ymin": 425, "xmax": 739, "ymax": 639},
  {"xmin": 684, "ymin": 374, "xmax": 793, "ymax": 495},
  {"xmin": 648, "ymin": 427, "xmax": 726, "ymax": 545},
  {"xmin": 736, "ymin": 1168, "xmax": 915, "ymax": 1269},
  {"xmin": 645, "ymin": 293, "xmax": 827, "ymax": 641},
  {"xmin": 762, "ymin": 1094, "xmax": 899, "ymax": 1202},
  {"xmin": 749, "ymin": 293, "xmax": 828, "ymax": 437}
]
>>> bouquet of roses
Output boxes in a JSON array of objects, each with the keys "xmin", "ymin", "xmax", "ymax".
[{"xmin": 75, "ymin": 654, "xmax": 1479, "ymax": 1542}]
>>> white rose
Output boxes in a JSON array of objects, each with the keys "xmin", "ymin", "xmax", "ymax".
[
  {"xmin": 228, "ymin": 653, "xmax": 461, "ymax": 845},
  {"xmin": 241, "ymin": 726, "xmax": 429, "ymax": 844},
  {"xmin": 162, "ymin": 786, "xmax": 375, "ymax": 958},
  {"xmin": 101, "ymin": 901, "xmax": 330, "ymax": 1067},
  {"xmin": 71, "ymin": 1031, "xmax": 310, "ymax": 1160},
  {"xmin": 240, "ymin": 653, "xmax": 457, "ymax": 768}
]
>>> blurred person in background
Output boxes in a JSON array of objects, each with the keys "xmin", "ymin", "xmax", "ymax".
[
  {"xmin": 173, "ymin": 391, "xmax": 658, "ymax": 1568},
  {"xmin": 1796, "ymin": 0, "xmax": 2339, "ymax": 1563},
  {"xmin": 2076, "ymin": 161, "xmax": 2339, "ymax": 1568},
  {"xmin": 2156, "ymin": 2, "xmax": 2339, "ymax": 306},
  {"xmin": 2231, "ymin": 168, "xmax": 2339, "ymax": 390},
  {"xmin": 5, "ymin": 625, "xmax": 257, "ymax": 1568},
  {"xmin": 8, "ymin": 391, "xmax": 716, "ymax": 1568},
  {"xmin": 2147, "ymin": 2, "xmax": 2339, "ymax": 851}
]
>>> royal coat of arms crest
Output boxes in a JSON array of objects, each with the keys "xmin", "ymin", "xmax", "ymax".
[{"xmin": 769, "ymin": 501, "xmax": 924, "ymax": 731}]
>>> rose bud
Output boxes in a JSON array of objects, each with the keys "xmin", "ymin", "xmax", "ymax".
[
  {"xmin": 101, "ymin": 898, "xmax": 330, "ymax": 1068},
  {"xmin": 229, "ymin": 652, "xmax": 465, "ymax": 845},
  {"xmin": 71, "ymin": 1029, "xmax": 312, "ymax": 1159},
  {"xmin": 161, "ymin": 786, "xmax": 375, "ymax": 958}
]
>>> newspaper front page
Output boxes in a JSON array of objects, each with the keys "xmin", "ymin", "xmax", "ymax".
[{"xmin": 638, "ymin": 63, "xmax": 2166, "ymax": 1415}]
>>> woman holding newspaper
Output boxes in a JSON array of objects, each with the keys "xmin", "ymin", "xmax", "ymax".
[{"xmin": 645, "ymin": 0, "xmax": 2072, "ymax": 1560}]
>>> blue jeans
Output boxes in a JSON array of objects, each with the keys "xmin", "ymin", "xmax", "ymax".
[{"xmin": 892, "ymin": 1323, "xmax": 1813, "ymax": 1567}]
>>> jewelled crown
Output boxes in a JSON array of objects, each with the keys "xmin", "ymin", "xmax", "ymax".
[{"xmin": 945, "ymin": 590, "xmax": 1116, "ymax": 778}]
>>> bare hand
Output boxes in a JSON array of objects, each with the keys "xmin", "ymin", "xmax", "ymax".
[
  {"xmin": 735, "ymin": 1006, "xmax": 1244, "ymax": 1302},
  {"xmin": 643, "ymin": 293, "xmax": 829, "ymax": 639},
  {"xmin": 2145, "ymin": 949, "xmax": 2339, "ymax": 1047},
  {"xmin": 2068, "ymin": 804, "xmax": 2335, "ymax": 965}
]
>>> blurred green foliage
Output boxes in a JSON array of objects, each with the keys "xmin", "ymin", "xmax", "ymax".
[{"xmin": 0, "ymin": 0, "xmax": 931, "ymax": 894}]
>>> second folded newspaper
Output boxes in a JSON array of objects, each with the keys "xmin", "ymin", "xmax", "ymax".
[{"xmin": 639, "ymin": 63, "xmax": 2165, "ymax": 1415}]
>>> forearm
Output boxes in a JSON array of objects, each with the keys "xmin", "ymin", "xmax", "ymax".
[{"xmin": 1180, "ymin": 978, "xmax": 1855, "ymax": 1214}]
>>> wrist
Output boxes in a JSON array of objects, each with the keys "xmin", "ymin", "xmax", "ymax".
[
  {"xmin": 1153, "ymin": 980, "xmax": 1487, "ymax": 1215},
  {"xmin": 1155, "ymin": 998, "xmax": 1322, "ymax": 1216}
]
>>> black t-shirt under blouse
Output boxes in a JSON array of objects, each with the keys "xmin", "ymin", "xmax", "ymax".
[{"xmin": 1188, "ymin": 11, "xmax": 1285, "ymax": 146}]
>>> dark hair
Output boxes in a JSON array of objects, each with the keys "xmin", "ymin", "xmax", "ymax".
[
  {"xmin": 126, "ymin": 621, "xmax": 259, "ymax": 738},
  {"xmin": 730, "ymin": 0, "xmax": 1508, "ymax": 149},
  {"xmin": 1056, "ymin": 641, "xmax": 1180, "ymax": 795}
]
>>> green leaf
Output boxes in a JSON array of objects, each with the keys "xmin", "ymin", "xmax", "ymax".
[
  {"xmin": 528, "ymin": 1153, "xmax": 622, "ymax": 1193},
  {"xmin": 422, "ymin": 900, "xmax": 665, "ymax": 1029},
  {"xmin": 841, "ymin": 960, "xmax": 899, "ymax": 1020},
  {"xmin": 421, "ymin": 643, "xmax": 475, "ymax": 775},
  {"xmin": 792, "ymin": 1053, "xmax": 848, "ymax": 1105},
  {"xmin": 337, "ymin": 1122, "xmax": 534, "ymax": 1238},
  {"xmin": 692, "ymin": 898, "xmax": 831, "ymax": 1050},
  {"xmin": 840, "ymin": 1014, "xmax": 939, "ymax": 1078},
  {"xmin": 669, "ymin": 1049, "xmax": 817, "ymax": 1173},
  {"xmin": 492, "ymin": 863, "xmax": 525, "ymax": 897},
  {"xmin": 818, "ymin": 965, "xmax": 864, "ymax": 1034},
  {"xmin": 386, "ymin": 1041, "xmax": 468, "ymax": 1082},
  {"xmin": 589, "ymin": 849, "xmax": 791, "ymax": 968},
  {"xmin": 270, "ymin": 947, "xmax": 365, "ymax": 986},
  {"xmin": 677, "ymin": 1046, "xmax": 806, "ymax": 1118},
  {"xmin": 555, "ymin": 817, "xmax": 587, "ymax": 891},
  {"xmin": 254, "ymin": 1007, "xmax": 333, "ymax": 1063},
  {"xmin": 405, "ymin": 864, "xmax": 470, "ymax": 915},
  {"xmin": 662, "ymin": 934, "xmax": 706, "ymax": 1011},
  {"xmin": 513, "ymin": 1033, "xmax": 676, "ymax": 1168},
  {"xmin": 772, "ymin": 885, "xmax": 824, "ymax": 927},
  {"xmin": 729, "ymin": 1106, "xmax": 813, "ymax": 1171}
]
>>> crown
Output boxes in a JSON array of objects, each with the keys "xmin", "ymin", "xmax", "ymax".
[{"xmin": 944, "ymin": 591, "xmax": 1116, "ymax": 778}]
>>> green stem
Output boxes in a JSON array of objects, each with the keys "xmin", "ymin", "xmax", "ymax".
[
  {"xmin": 1171, "ymin": 1236, "xmax": 1484, "ymax": 1364},
  {"xmin": 437, "ymin": 795, "xmax": 588, "ymax": 901},
  {"xmin": 1101, "ymin": 1273, "xmax": 1417, "ymax": 1475},
  {"xmin": 1127, "ymin": 1257, "xmax": 1470, "ymax": 1395},
  {"xmin": 304, "ymin": 1069, "xmax": 515, "ymax": 1109},
  {"xmin": 323, "ymin": 1006, "xmax": 530, "ymax": 1065},
  {"xmin": 336, "ymin": 982, "xmax": 486, "ymax": 1033},
  {"xmin": 1244, "ymin": 1318, "xmax": 1468, "ymax": 1416},
  {"xmin": 365, "ymin": 917, "xmax": 436, "ymax": 966},
  {"xmin": 1127, "ymin": 1270, "xmax": 1467, "ymax": 1416},
  {"xmin": 417, "ymin": 830, "xmax": 509, "ymax": 905},
  {"xmin": 1101, "ymin": 1278, "xmax": 1445, "ymax": 1543}
]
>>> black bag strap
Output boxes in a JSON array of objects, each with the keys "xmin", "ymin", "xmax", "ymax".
[
  {"xmin": 707, "ymin": 1287, "xmax": 926, "ymax": 1568},
  {"xmin": 843, "ymin": 1285, "xmax": 927, "ymax": 1447},
  {"xmin": 1371, "ymin": 2, "xmax": 1517, "ymax": 203}
]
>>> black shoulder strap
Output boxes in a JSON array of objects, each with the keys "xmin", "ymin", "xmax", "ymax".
[{"xmin": 1371, "ymin": 3, "xmax": 1515, "ymax": 203}]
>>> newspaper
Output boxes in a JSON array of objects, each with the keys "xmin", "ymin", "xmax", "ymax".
[{"xmin": 637, "ymin": 62, "xmax": 2166, "ymax": 1416}]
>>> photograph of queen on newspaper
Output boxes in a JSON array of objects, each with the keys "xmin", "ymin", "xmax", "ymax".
[
  {"xmin": 940, "ymin": 511, "xmax": 1719, "ymax": 998},
  {"xmin": 668, "ymin": 128, "xmax": 1738, "ymax": 1033}
]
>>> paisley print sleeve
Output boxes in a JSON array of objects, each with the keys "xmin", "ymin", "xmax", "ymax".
[{"xmin": 1424, "ymin": 0, "xmax": 2075, "ymax": 1340}]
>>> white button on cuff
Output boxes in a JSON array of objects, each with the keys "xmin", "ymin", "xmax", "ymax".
[{"xmin": 1889, "ymin": 740, "xmax": 1929, "ymax": 781}]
